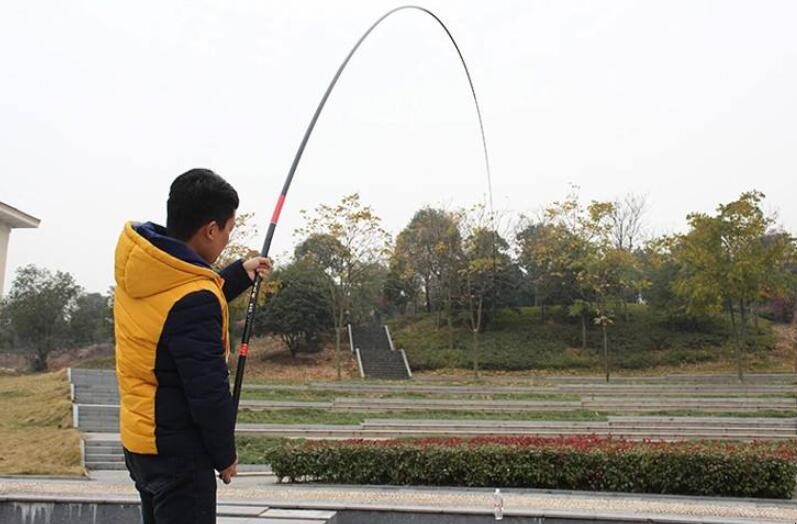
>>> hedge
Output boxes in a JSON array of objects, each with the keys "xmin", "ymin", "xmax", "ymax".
[{"xmin": 267, "ymin": 437, "xmax": 797, "ymax": 499}]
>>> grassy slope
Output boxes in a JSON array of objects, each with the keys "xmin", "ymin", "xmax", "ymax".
[
  {"xmin": 390, "ymin": 305, "xmax": 786, "ymax": 373},
  {"xmin": 0, "ymin": 370, "xmax": 82, "ymax": 475}
]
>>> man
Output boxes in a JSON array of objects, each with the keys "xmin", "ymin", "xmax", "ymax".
[{"xmin": 114, "ymin": 168, "xmax": 271, "ymax": 523}]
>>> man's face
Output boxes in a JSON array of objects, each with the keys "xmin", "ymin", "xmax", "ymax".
[{"xmin": 207, "ymin": 214, "xmax": 235, "ymax": 263}]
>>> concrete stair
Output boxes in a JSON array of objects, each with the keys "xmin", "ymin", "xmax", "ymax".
[
  {"xmin": 246, "ymin": 381, "xmax": 797, "ymax": 396},
  {"xmin": 234, "ymin": 416, "xmax": 797, "ymax": 441},
  {"xmin": 68, "ymin": 368, "xmax": 797, "ymax": 471},
  {"xmin": 350, "ymin": 325, "xmax": 411, "ymax": 380}
]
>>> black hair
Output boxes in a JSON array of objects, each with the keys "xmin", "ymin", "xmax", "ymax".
[{"xmin": 166, "ymin": 168, "xmax": 239, "ymax": 241}]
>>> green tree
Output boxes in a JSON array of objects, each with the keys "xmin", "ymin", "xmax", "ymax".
[
  {"xmin": 255, "ymin": 261, "xmax": 333, "ymax": 357},
  {"xmin": 673, "ymin": 191, "xmax": 796, "ymax": 380},
  {"xmin": 390, "ymin": 208, "xmax": 463, "ymax": 347},
  {"xmin": 295, "ymin": 194, "xmax": 391, "ymax": 379},
  {"xmin": 1, "ymin": 265, "xmax": 81, "ymax": 371},
  {"xmin": 459, "ymin": 205, "xmax": 520, "ymax": 377},
  {"xmin": 535, "ymin": 191, "xmax": 612, "ymax": 349},
  {"xmin": 69, "ymin": 292, "xmax": 113, "ymax": 346},
  {"xmin": 516, "ymin": 222, "xmax": 556, "ymax": 315}
]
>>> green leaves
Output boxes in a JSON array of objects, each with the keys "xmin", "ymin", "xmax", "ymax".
[
  {"xmin": 255, "ymin": 260, "xmax": 333, "ymax": 356},
  {"xmin": 1, "ymin": 265, "xmax": 84, "ymax": 370},
  {"xmin": 268, "ymin": 437, "xmax": 797, "ymax": 498}
]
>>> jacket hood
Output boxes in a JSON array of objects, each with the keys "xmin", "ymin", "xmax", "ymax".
[{"xmin": 115, "ymin": 222, "xmax": 221, "ymax": 299}]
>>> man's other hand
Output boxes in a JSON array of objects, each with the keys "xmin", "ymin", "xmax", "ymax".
[
  {"xmin": 243, "ymin": 256, "xmax": 272, "ymax": 282},
  {"xmin": 219, "ymin": 461, "xmax": 238, "ymax": 484}
]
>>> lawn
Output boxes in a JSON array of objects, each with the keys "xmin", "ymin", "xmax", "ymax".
[
  {"xmin": 236, "ymin": 408, "xmax": 606, "ymax": 425},
  {"xmin": 0, "ymin": 371, "xmax": 82, "ymax": 475},
  {"xmin": 240, "ymin": 387, "xmax": 578, "ymax": 402}
]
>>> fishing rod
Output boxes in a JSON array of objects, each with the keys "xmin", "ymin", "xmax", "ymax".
[{"xmin": 231, "ymin": 5, "xmax": 493, "ymax": 421}]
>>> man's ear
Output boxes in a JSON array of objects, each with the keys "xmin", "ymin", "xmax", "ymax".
[{"xmin": 205, "ymin": 221, "xmax": 220, "ymax": 240}]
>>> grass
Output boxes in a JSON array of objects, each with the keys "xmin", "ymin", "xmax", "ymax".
[
  {"xmin": 237, "ymin": 436, "xmax": 295, "ymax": 464},
  {"xmin": 236, "ymin": 408, "xmax": 606, "ymax": 425},
  {"xmin": 240, "ymin": 388, "xmax": 578, "ymax": 402},
  {"xmin": 636, "ymin": 409, "xmax": 797, "ymax": 418},
  {"xmin": 390, "ymin": 305, "xmax": 785, "ymax": 373},
  {"xmin": 0, "ymin": 371, "xmax": 83, "ymax": 475}
]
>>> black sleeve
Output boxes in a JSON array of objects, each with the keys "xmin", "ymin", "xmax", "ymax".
[
  {"xmin": 218, "ymin": 259, "xmax": 253, "ymax": 303},
  {"xmin": 165, "ymin": 290, "xmax": 236, "ymax": 471}
]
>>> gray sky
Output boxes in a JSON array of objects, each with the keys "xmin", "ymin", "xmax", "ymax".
[{"xmin": 2, "ymin": 0, "xmax": 796, "ymax": 294}]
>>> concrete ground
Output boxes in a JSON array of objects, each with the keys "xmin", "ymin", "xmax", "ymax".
[{"xmin": 0, "ymin": 470, "xmax": 796, "ymax": 523}]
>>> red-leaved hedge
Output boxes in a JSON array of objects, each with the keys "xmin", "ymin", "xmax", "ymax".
[{"xmin": 268, "ymin": 436, "xmax": 797, "ymax": 499}]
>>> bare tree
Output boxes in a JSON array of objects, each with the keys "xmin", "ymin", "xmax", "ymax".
[{"xmin": 609, "ymin": 194, "xmax": 648, "ymax": 252}]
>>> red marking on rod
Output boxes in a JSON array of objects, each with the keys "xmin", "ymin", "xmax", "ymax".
[
  {"xmin": 239, "ymin": 343, "xmax": 250, "ymax": 357},
  {"xmin": 270, "ymin": 194, "xmax": 286, "ymax": 224}
]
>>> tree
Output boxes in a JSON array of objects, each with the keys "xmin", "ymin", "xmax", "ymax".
[
  {"xmin": 535, "ymin": 191, "xmax": 612, "ymax": 349},
  {"xmin": 212, "ymin": 212, "xmax": 262, "ymax": 339},
  {"xmin": 672, "ymin": 191, "xmax": 796, "ymax": 381},
  {"xmin": 214, "ymin": 211, "xmax": 260, "ymax": 269},
  {"xmin": 1, "ymin": 265, "xmax": 81, "ymax": 371},
  {"xmin": 459, "ymin": 205, "xmax": 520, "ymax": 377},
  {"xmin": 594, "ymin": 308, "xmax": 614, "ymax": 383},
  {"xmin": 390, "ymin": 208, "xmax": 463, "ymax": 347},
  {"xmin": 255, "ymin": 261, "xmax": 333, "ymax": 357},
  {"xmin": 69, "ymin": 292, "xmax": 113, "ymax": 346},
  {"xmin": 516, "ymin": 222, "xmax": 552, "ymax": 312},
  {"xmin": 608, "ymin": 193, "xmax": 648, "ymax": 252},
  {"xmin": 295, "ymin": 194, "xmax": 391, "ymax": 379}
]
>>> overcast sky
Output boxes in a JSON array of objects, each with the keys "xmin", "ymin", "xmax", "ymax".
[{"xmin": 2, "ymin": 0, "xmax": 796, "ymax": 294}]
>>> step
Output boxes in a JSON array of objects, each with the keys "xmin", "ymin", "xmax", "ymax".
[
  {"xmin": 70, "ymin": 369, "xmax": 795, "ymax": 398},
  {"xmin": 233, "ymin": 426, "xmax": 795, "ymax": 441},
  {"xmin": 608, "ymin": 415, "xmax": 797, "ymax": 426},
  {"xmin": 85, "ymin": 461, "xmax": 127, "ymax": 470}
]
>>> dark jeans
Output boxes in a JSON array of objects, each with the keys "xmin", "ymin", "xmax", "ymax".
[{"xmin": 124, "ymin": 448, "xmax": 216, "ymax": 524}]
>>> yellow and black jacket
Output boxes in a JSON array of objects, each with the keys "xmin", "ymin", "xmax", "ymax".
[{"xmin": 114, "ymin": 221, "xmax": 251, "ymax": 471}]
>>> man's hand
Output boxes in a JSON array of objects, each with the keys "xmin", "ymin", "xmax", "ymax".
[
  {"xmin": 242, "ymin": 256, "xmax": 272, "ymax": 282},
  {"xmin": 219, "ymin": 461, "xmax": 238, "ymax": 485}
]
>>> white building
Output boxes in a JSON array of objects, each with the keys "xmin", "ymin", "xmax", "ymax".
[{"xmin": 0, "ymin": 202, "xmax": 40, "ymax": 296}]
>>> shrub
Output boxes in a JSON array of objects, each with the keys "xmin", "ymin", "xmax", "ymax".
[{"xmin": 268, "ymin": 436, "xmax": 797, "ymax": 499}]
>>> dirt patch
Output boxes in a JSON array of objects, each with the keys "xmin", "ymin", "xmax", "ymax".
[
  {"xmin": 0, "ymin": 343, "xmax": 114, "ymax": 373},
  {"xmin": 49, "ymin": 344, "xmax": 114, "ymax": 370},
  {"xmin": 235, "ymin": 336, "xmax": 358, "ymax": 382},
  {"xmin": 772, "ymin": 323, "xmax": 796, "ymax": 372}
]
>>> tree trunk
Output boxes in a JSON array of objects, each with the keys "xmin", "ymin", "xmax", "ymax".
[
  {"xmin": 472, "ymin": 329, "xmax": 479, "ymax": 379},
  {"xmin": 446, "ymin": 296, "xmax": 454, "ymax": 350},
  {"xmin": 31, "ymin": 348, "xmax": 47, "ymax": 372},
  {"xmin": 752, "ymin": 302, "xmax": 759, "ymax": 331},
  {"xmin": 581, "ymin": 313, "xmax": 587, "ymax": 350},
  {"xmin": 792, "ymin": 298, "xmax": 797, "ymax": 374},
  {"xmin": 727, "ymin": 300, "xmax": 743, "ymax": 382},
  {"xmin": 602, "ymin": 323, "xmax": 609, "ymax": 383},
  {"xmin": 447, "ymin": 317, "xmax": 454, "ymax": 349},
  {"xmin": 424, "ymin": 280, "xmax": 431, "ymax": 313},
  {"xmin": 334, "ymin": 325, "xmax": 342, "ymax": 381},
  {"xmin": 738, "ymin": 298, "xmax": 748, "ymax": 382},
  {"xmin": 623, "ymin": 300, "xmax": 629, "ymax": 322},
  {"xmin": 750, "ymin": 302, "xmax": 759, "ymax": 350}
]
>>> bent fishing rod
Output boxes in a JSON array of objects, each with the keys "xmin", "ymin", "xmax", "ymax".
[{"xmin": 231, "ymin": 5, "xmax": 493, "ymax": 421}]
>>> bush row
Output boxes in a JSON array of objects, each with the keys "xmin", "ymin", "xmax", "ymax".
[{"xmin": 268, "ymin": 438, "xmax": 796, "ymax": 499}]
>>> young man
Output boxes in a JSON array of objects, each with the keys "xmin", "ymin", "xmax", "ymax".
[{"xmin": 114, "ymin": 168, "xmax": 271, "ymax": 523}]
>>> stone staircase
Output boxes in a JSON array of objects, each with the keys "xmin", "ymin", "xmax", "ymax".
[
  {"xmin": 69, "ymin": 369, "xmax": 797, "ymax": 471},
  {"xmin": 348, "ymin": 324, "xmax": 411, "ymax": 380},
  {"xmin": 233, "ymin": 416, "xmax": 797, "ymax": 441}
]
